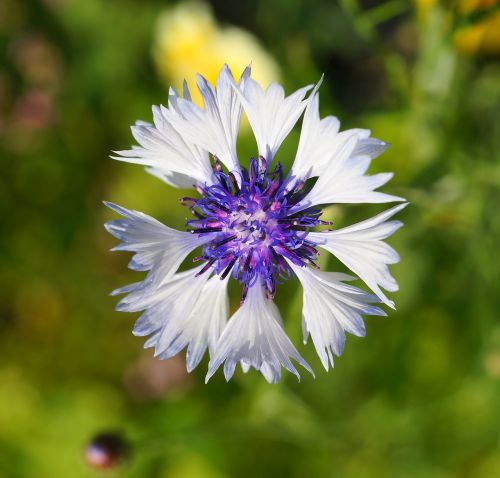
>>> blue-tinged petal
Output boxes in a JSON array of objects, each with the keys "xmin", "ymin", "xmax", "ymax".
[
  {"xmin": 289, "ymin": 93, "xmax": 391, "ymax": 183},
  {"xmin": 144, "ymin": 167, "xmax": 197, "ymax": 189},
  {"xmin": 352, "ymin": 136, "xmax": 390, "ymax": 158},
  {"xmin": 104, "ymin": 202, "xmax": 213, "ymax": 288},
  {"xmin": 161, "ymin": 64, "xmax": 249, "ymax": 174},
  {"xmin": 206, "ymin": 284, "xmax": 314, "ymax": 383},
  {"xmin": 232, "ymin": 77, "xmax": 313, "ymax": 162},
  {"xmin": 288, "ymin": 261, "xmax": 386, "ymax": 371},
  {"xmin": 111, "ymin": 99, "xmax": 214, "ymax": 187},
  {"xmin": 308, "ymin": 203, "xmax": 408, "ymax": 309},
  {"xmin": 115, "ymin": 264, "xmax": 229, "ymax": 372},
  {"xmin": 184, "ymin": 276, "xmax": 229, "ymax": 372},
  {"xmin": 292, "ymin": 132, "xmax": 404, "ymax": 212},
  {"xmin": 290, "ymin": 91, "xmax": 341, "ymax": 180}
]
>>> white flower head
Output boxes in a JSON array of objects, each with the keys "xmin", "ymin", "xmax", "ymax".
[{"xmin": 105, "ymin": 64, "xmax": 407, "ymax": 383}]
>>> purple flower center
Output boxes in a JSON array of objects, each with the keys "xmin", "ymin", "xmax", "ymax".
[{"xmin": 182, "ymin": 157, "xmax": 327, "ymax": 302}]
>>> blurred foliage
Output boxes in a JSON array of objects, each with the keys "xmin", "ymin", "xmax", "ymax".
[
  {"xmin": 152, "ymin": 1, "xmax": 280, "ymax": 107},
  {"xmin": 1, "ymin": 0, "xmax": 500, "ymax": 477}
]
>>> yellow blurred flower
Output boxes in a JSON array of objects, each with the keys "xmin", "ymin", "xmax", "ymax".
[
  {"xmin": 459, "ymin": 0, "xmax": 498, "ymax": 15},
  {"xmin": 414, "ymin": 0, "xmax": 439, "ymax": 23},
  {"xmin": 152, "ymin": 2, "xmax": 280, "ymax": 106},
  {"xmin": 454, "ymin": 12, "xmax": 500, "ymax": 54},
  {"xmin": 414, "ymin": 0, "xmax": 500, "ymax": 55},
  {"xmin": 454, "ymin": 1, "xmax": 500, "ymax": 54},
  {"xmin": 484, "ymin": 351, "xmax": 500, "ymax": 379}
]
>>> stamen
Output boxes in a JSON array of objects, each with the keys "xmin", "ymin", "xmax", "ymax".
[
  {"xmin": 179, "ymin": 197, "xmax": 197, "ymax": 207},
  {"xmin": 214, "ymin": 235, "xmax": 237, "ymax": 247},
  {"xmin": 213, "ymin": 157, "xmax": 223, "ymax": 172},
  {"xmin": 243, "ymin": 248, "xmax": 254, "ymax": 272},
  {"xmin": 189, "ymin": 227, "xmax": 223, "ymax": 234},
  {"xmin": 206, "ymin": 200, "xmax": 230, "ymax": 213},
  {"xmin": 221, "ymin": 256, "xmax": 238, "ymax": 279},
  {"xmin": 228, "ymin": 172, "xmax": 240, "ymax": 194},
  {"xmin": 195, "ymin": 258, "xmax": 216, "ymax": 276},
  {"xmin": 181, "ymin": 158, "xmax": 327, "ymax": 302},
  {"xmin": 241, "ymin": 285, "xmax": 248, "ymax": 304}
]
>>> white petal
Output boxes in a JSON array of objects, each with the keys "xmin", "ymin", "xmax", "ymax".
[
  {"xmin": 143, "ymin": 166, "xmax": 196, "ymax": 189},
  {"xmin": 290, "ymin": 91, "xmax": 341, "ymax": 179},
  {"xmin": 206, "ymin": 284, "xmax": 313, "ymax": 383},
  {"xmin": 290, "ymin": 95, "xmax": 391, "ymax": 181},
  {"xmin": 125, "ymin": 265, "xmax": 208, "ymax": 319},
  {"xmin": 162, "ymin": 64, "xmax": 249, "ymax": 173},
  {"xmin": 292, "ymin": 131, "xmax": 404, "ymax": 211},
  {"xmin": 112, "ymin": 99, "xmax": 214, "ymax": 186},
  {"xmin": 308, "ymin": 203, "xmax": 408, "ymax": 308},
  {"xmin": 104, "ymin": 202, "xmax": 212, "ymax": 287},
  {"xmin": 233, "ymin": 77, "xmax": 313, "ymax": 162},
  {"xmin": 129, "ymin": 266, "xmax": 210, "ymax": 358},
  {"xmin": 288, "ymin": 261, "xmax": 386, "ymax": 371},
  {"xmin": 184, "ymin": 276, "xmax": 230, "ymax": 372},
  {"xmin": 113, "ymin": 261, "xmax": 229, "ymax": 371},
  {"xmin": 352, "ymin": 136, "xmax": 390, "ymax": 159}
]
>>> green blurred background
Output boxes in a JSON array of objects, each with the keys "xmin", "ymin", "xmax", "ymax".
[{"xmin": 1, "ymin": 0, "xmax": 500, "ymax": 476}]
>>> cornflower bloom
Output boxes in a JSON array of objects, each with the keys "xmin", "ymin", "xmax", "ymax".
[{"xmin": 105, "ymin": 65, "xmax": 407, "ymax": 383}]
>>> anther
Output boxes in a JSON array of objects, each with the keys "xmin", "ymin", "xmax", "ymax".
[
  {"xmin": 179, "ymin": 197, "xmax": 197, "ymax": 206},
  {"xmin": 228, "ymin": 172, "xmax": 240, "ymax": 194},
  {"xmin": 189, "ymin": 227, "xmax": 223, "ymax": 234},
  {"xmin": 213, "ymin": 157, "xmax": 223, "ymax": 172},
  {"xmin": 221, "ymin": 256, "xmax": 238, "ymax": 279},
  {"xmin": 243, "ymin": 248, "xmax": 253, "ymax": 271},
  {"xmin": 214, "ymin": 234, "xmax": 237, "ymax": 247},
  {"xmin": 195, "ymin": 258, "xmax": 216, "ymax": 276}
]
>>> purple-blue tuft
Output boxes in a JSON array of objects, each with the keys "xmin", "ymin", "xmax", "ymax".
[{"xmin": 184, "ymin": 157, "xmax": 327, "ymax": 302}]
